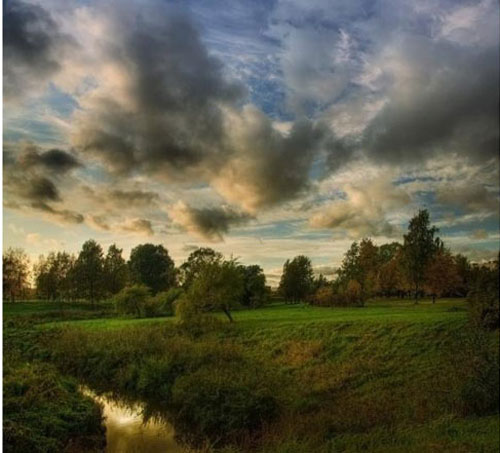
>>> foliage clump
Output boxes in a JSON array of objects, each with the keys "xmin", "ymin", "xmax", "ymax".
[{"xmin": 467, "ymin": 260, "xmax": 499, "ymax": 330}]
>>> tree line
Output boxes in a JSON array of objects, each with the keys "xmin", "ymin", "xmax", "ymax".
[
  {"xmin": 3, "ymin": 209, "xmax": 498, "ymax": 327},
  {"xmin": 279, "ymin": 210, "xmax": 498, "ymax": 312},
  {"xmin": 2, "ymin": 243, "xmax": 269, "ymax": 311}
]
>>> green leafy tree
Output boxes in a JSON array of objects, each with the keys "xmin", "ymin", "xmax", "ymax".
[
  {"xmin": 279, "ymin": 255, "xmax": 314, "ymax": 302},
  {"xmin": 403, "ymin": 209, "xmax": 441, "ymax": 303},
  {"xmin": 239, "ymin": 264, "xmax": 268, "ymax": 308},
  {"xmin": 378, "ymin": 242, "xmax": 402, "ymax": 265},
  {"xmin": 336, "ymin": 242, "xmax": 362, "ymax": 286},
  {"xmin": 177, "ymin": 259, "xmax": 243, "ymax": 322},
  {"xmin": 128, "ymin": 244, "xmax": 175, "ymax": 294},
  {"xmin": 103, "ymin": 244, "xmax": 128, "ymax": 296},
  {"xmin": 34, "ymin": 252, "xmax": 75, "ymax": 301},
  {"xmin": 179, "ymin": 247, "xmax": 223, "ymax": 288},
  {"xmin": 74, "ymin": 240, "xmax": 104, "ymax": 305},
  {"xmin": 3, "ymin": 248, "xmax": 30, "ymax": 302},
  {"xmin": 454, "ymin": 254, "xmax": 471, "ymax": 297}
]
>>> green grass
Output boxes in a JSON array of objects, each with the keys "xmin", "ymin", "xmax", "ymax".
[
  {"xmin": 4, "ymin": 297, "xmax": 498, "ymax": 452},
  {"xmin": 41, "ymin": 298, "xmax": 468, "ymax": 330}
]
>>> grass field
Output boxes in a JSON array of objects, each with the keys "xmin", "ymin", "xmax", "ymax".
[
  {"xmin": 27, "ymin": 297, "xmax": 468, "ymax": 330},
  {"xmin": 3, "ymin": 298, "xmax": 499, "ymax": 452}
]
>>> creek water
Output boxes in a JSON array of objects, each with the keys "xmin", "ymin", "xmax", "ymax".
[{"xmin": 83, "ymin": 389, "xmax": 185, "ymax": 452}]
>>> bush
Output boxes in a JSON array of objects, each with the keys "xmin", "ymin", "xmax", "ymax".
[
  {"xmin": 171, "ymin": 368, "xmax": 279, "ymax": 447},
  {"xmin": 3, "ymin": 362, "xmax": 104, "ymax": 453},
  {"xmin": 345, "ymin": 280, "xmax": 364, "ymax": 306},
  {"xmin": 113, "ymin": 285, "xmax": 150, "ymax": 317},
  {"xmin": 309, "ymin": 281, "xmax": 365, "ymax": 307},
  {"xmin": 141, "ymin": 297, "xmax": 161, "ymax": 317},
  {"xmin": 149, "ymin": 288, "xmax": 184, "ymax": 316},
  {"xmin": 467, "ymin": 264, "xmax": 499, "ymax": 330},
  {"xmin": 311, "ymin": 286, "xmax": 334, "ymax": 306},
  {"xmin": 454, "ymin": 327, "xmax": 500, "ymax": 415}
]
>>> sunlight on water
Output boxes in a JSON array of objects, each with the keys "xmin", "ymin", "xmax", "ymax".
[{"xmin": 83, "ymin": 388, "xmax": 185, "ymax": 453}]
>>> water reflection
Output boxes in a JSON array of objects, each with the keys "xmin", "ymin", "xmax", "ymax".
[{"xmin": 84, "ymin": 389, "xmax": 185, "ymax": 453}]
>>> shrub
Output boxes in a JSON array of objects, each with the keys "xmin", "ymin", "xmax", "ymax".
[
  {"xmin": 467, "ymin": 264, "xmax": 499, "ymax": 330},
  {"xmin": 149, "ymin": 288, "xmax": 184, "ymax": 316},
  {"xmin": 454, "ymin": 327, "xmax": 499, "ymax": 415},
  {"xmin": 141, "ymin": 297, "xmax": 161, "ymax": 317},
  {"xmin": 171, "ymin": 368, "xmax": 279, "ymax": 447},
  {"xmin": 3, "ymin": 362, "xmax": 104, "ymax": 453},
  {"xmin": 113, "ymin": 285, "xmax": 150, "ymax": 317},
  {"xmin": 311, "ymin": 286, "xmax": 334, "ymax": 306},
  {"xmin": 345, "ymin": 280, "xmax": 363, "ymax": 306}
]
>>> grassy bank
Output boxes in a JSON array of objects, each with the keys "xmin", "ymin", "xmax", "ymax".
[
  {"xmin": 3, "ymin": 307, "xmax": 108, "ymax": 453},
  {"xmin": 26, "ymin": 298, "xmax": 498, "ymax": 452}
]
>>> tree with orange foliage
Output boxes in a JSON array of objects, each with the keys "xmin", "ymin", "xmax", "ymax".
[{"xmin": 424, "ymin": 248, "xmax": 460, "ymax": 303}]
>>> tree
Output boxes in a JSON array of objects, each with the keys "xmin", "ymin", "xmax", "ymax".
[
  {"xmin": 378, "ymin": 253, "xmax": 405, "ymax": 297},
  {"xmin": 403, "ymin": 209, "xmax": 441, "ymax": 303},
  {"xmin": 345, "ymin": 279, "xmax": 363, "ymax": 306},
  {"xmin": 336, "ymin": 242, "xmax": 362, "ymax": 287},
  {"xmin": 34, "ymin": 252, "xmax": 75, "ymax": 301},
  {"xmin": 454, "ymin": 254, "xmax": 471, "ymax": 297},
  {"xmin": 357, "ymin": 238, "xmax": 380, "ymax": 297},
  {"xmin": 378, "ymin": 242, "xmax": 402, "ymax": 265},
  {"xmin": 128, "ymin": 244, "xmax": 175, "ymax": 294},
  {"xmin": 103, "ymin": 244, "xmax": 128, "ymax": 296},
  {"xmin": 3, "ymin": 248, "xmax": 30, "ymax": 302},
  {"xmin": 179, "ymin": 247, "xmax": 223, "ymax": 288},
  {"xmin": 178, "ymin": 259, "xmax": 244, "ymax": 322},
  {"xmin": 424, "ymin": 248, "xmax": 460, "ymax": 303},
  {"xmin": 74, "ymin": 240, "xmax": 104, "ymax": 305},
  {"xmin": 239, "ymin": 264, "xmax": 268, "ymax": 308},
  {"xmin": 279, "ymin": 255, "xmax": 314, "ymax": 302}
]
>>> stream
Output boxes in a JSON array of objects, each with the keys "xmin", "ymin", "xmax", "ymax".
[{"xmin": 83, "ymin": 388, "xmax": 185, "ymax": 452}]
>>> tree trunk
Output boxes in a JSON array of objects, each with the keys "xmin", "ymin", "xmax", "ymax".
[
  {"xmin": 432, "ymin": 294, "xmax": 436, "ymax": 304},
  {"xmin": 223, "ymin": 307, "xmax": 234, "ymax": 323},
  {"xmin": 414, "ymin": 283, "xmax": 419, "ymax": 304}
]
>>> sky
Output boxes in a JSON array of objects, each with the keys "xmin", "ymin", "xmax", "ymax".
[{"xmin": 3, "ymin": 0, "xmax": 499, "ymax": 285}]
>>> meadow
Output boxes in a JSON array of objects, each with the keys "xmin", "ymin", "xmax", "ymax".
[{"xmin": 3, "ymin": 297, "xmax": 499, "ymax": 452}]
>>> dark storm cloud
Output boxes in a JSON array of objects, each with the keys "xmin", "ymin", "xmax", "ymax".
[
  {"xmin": 3, "ymin": 144, "xmax": 84, "ymax": 224},
  {"xmin": 214, "ymin": 110, "xmax": 329, "ymax": 211},
  {"xmin": 20, "ymin": 148, "xmax": 82, "ymax": 173},
  {"xmin": 24, "ymin": 176, "xmax": 61, "ymax": 202},
  {"xmin": 170, "ymin": 202, "xmax": 252, "ymax": 242},
  {"xmin": 71, "ymin": 1, "xmax": 331, "ymax": 216},
  {"xmin": 72, "ymin": 4, "xmax": 246, "ymax": 176},
  {"xmin": 108, "ymin": 189, "xmax": 159, "ymax": 208},
  {"xmin": 436, "ymin": 183, "xmax": 499, "ymax": 214},
  {"xmin": 3, "ymin": 0, "xmax": 74, "ymax": 102},
  {"xmin": 32, "ymin": 201, "xmax": 84, "ymax": 224},
  {"xmin": 360, "ymin": 41, "xmax": 499, "ymax": 165}
]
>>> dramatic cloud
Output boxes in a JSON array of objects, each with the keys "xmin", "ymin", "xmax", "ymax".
[
  {"xmin": 309, "ymin": 177, "xmax": 410, "ymax": 238},
  {"xmin": 119, "ymin": 218, "xmax": 154, "ymax": 236},
  {"xmin": 83, "ymin": 186, "xmax": 160, "ymax": 209},
  {"xmin": 71, "ymin": 4, "xmax": 245, "ymax": 178},
  {"xmin": 20, "ymin": 147, "xmax": 82, "ymax": 173},
  {"xmin": 3, "ymin": 0, "xmax": 75, "ymax": 103},
  {"xmin": 436, "ymin": 183, "xmax": 499, "ymax": 214},
  {"xmin": 169, "ymin": 201, "xmax": 252, "ymax": 242},
  {"xmin": 3, "ymin": 144, "xmax": 84, "ymax": 224},
  {"xmin": 214, "ymin": 107, "xmax": 327, "ymax": 212},
  {"xmin": 360, "ymin": 41, "xmax": 499, "ymax": 165}
]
